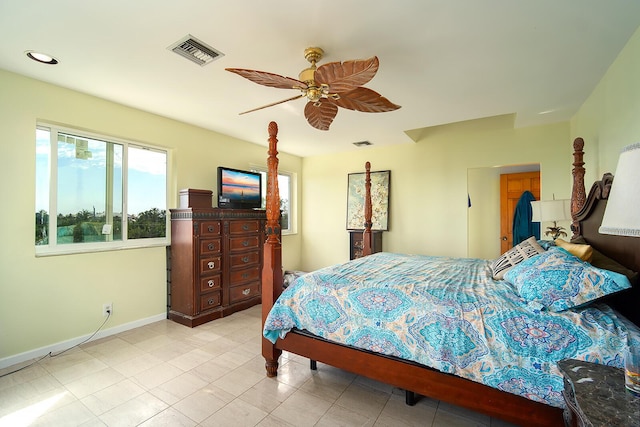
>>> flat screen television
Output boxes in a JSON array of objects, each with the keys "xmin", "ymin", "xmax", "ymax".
[{"xmin": 217, "ymin": 166, "xmax": 262, "ymax": 209}]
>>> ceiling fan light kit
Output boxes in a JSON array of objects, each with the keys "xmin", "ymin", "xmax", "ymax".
[{"xmin": 226, "ymin": 47, "xmax": 400, "ymax": 131}]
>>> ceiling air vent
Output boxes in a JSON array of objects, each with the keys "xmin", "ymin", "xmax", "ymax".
[
  {"xmin": 168, "ymin": 35, "xmax": 224, "ymax": 66},
  {"xmin": 353, "ymin": 141, "xmax": 372, "ymax": 147}
]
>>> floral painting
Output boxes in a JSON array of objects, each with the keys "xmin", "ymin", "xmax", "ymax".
[{"xmin": 346, "ymin": 170, "xmax": 390, "ymax": 230}]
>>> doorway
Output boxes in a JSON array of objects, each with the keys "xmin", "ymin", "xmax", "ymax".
[
  {"xmin": 467, "ymin": 164, "xmax": 540, "ymax": 260},
  {"xmin": 500, "ymin": 171, "xmax": 540, "ymax": 253}
]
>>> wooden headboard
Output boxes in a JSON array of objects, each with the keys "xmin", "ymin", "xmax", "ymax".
[
  {"xmin": 571, "ymin": 138, "xmax": 640, "ymax": 274},
  {"xmin": 570, "ymin": 138, "xmax": 640, "ymax": 326}
]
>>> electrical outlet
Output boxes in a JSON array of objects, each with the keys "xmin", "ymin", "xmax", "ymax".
[{"xmin": 102, "ymin": 303, "xmax": 113, "ymax": 317}]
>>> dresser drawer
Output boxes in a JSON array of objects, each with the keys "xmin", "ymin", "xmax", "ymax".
[
  {"xmin": 229, "ymin": 265, "xmax": 260, "ymax": 285},
  {"xmin": 229, "ymin": 282, "xmax": 260, "ymax": 303},
  {"xmin": 229, "ymin": 220, "xmax": 260, "ymax": 235},
  {"xmin": 199, "ymin": 291, "xmax": 221, "ymax": 312},
  {"xmin": 199, "ymin": 274, "xmax": 221, "ymax": 293},
  {"xmin": 229, "ymin": 235, "xmax": 259, "ymax": 252},
  {"xmin": 199, "ymin": 256, "xmax": 222, "ymax": 275},
  {"xmin": 200, "ymin": 238, "xmax": 221, "ymax": 256},
  {"xmin": 229, "ymin": 250, "xmax": 260, "ymax": 268},
  {"xmin": 199, "ymin": 221, "xmax": 221, "ymax": 237}
]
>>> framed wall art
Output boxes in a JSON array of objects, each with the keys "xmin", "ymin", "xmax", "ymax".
[{"xmin": 346, "ymin": 170, "xmax": 390, "ymax": 230}]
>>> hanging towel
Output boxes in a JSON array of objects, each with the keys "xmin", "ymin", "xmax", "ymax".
[{"xmin": 512, "ymin": 190, "xmax": 540, "ymax": 246}]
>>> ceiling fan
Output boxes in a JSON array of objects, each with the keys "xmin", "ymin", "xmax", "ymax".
[{"xmin": 226, "ymin": 47, "xmax": 401, "ymax": 131}]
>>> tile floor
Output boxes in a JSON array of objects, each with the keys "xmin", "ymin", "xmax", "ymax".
[{"xmin": 0, "ymin": 305, "xmax": 519, "ymax": 426}]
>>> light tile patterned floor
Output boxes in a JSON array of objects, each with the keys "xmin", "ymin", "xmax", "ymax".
[{"xmin": 0, "ymin": 305, "xmax": 519, "ymax": 426}]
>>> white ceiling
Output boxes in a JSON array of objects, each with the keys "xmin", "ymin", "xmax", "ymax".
[{"xmin": 1, "ymin": 1, "xmax": 639, "ymax": 157}]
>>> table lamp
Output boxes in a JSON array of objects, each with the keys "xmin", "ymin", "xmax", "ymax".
[
  {"xmin": 599, "ymin": 143, "xmax": 640, "ymax": 237},
  {"xmin": 531, "ymin": 198, "xmax": 572, "ymax": 240}
]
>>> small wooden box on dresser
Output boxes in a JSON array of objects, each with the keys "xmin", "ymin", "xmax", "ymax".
[{"xmin": 169, "ymin": 189, "xmax": 265, "ymax": 327}]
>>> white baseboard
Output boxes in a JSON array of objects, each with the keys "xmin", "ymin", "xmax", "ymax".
[{"xmin": 0, "ymin": 313, "xmax": 167, "ymax": 370}]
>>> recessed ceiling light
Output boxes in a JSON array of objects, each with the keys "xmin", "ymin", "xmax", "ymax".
[{"xmin": 25, "ymin": 50, "xmax": 58, "ymax": 65}]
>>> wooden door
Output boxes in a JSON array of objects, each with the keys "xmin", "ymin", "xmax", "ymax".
[{"xmin": 500, "ymin": 171, "xmax": 540, "ymax": 253}]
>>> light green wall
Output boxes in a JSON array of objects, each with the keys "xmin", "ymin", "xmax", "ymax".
[
  {"xmin": 0, "ymin": 70, "xmax": 303, "ymax": 364},
  {"xmin": 301, "ymin": 118, "xmax": 570, "ymax": 271},
  {"xmin": 571, "ymin": 26, "xmax": 640, "ymax": 182},
  {"xmin": 467, "ymin": 166, "xmax": 502, "ymax": 260}
]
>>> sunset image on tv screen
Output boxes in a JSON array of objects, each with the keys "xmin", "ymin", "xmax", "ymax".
[{"xmin": 221, "ymin": 169, "xmax": 260, "ymax": 202}]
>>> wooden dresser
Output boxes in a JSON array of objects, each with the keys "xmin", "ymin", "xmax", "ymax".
[{"xmin": 169, "ymin": 194, "xmax": 265, "ymax": 327}]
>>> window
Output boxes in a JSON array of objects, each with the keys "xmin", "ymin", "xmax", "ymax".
[
  {"xmin": 256, "ymin": 169, "xmax": 294, "ymax": 234},
  {"xmin": 35, "ymin": 124, "xmax": 168, "ymax": 255}
]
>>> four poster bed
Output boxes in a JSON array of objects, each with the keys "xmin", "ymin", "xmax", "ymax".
[{"xmin": 260, "ymin": 124, "xmax": 640, "ymax": 427}]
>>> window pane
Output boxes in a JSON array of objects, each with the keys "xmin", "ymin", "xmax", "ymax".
[
  {"xmin": 56, "ymin": 133, "xmax": 123, "ymax": 244},
  {"xmin": 278, "ymin": 174, "xmax": 290, "ymax": 230},
  {"xmin": 35, "ymin": 129, "xmax": 50, "ymax": 245},
  {"xmin": 259, "ymin": 170, "xmax": 291, "ymax": 232},
  {"xmin": 127, "ymin": 146, "xmax": 167, "ymax": 239}
]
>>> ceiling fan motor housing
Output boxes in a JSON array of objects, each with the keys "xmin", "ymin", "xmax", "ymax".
[
  {"xmin": 298, "ymin": 67, "xmax": 316, "ymax": 86},
  {"xmin": 299, "ymin": 47, "xmax": 324, "ymax": 99}
]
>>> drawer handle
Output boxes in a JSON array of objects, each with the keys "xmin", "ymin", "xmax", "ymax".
[
  {"xmin": 208, "ymin": 279, "xmax": 215, "ymax": 287},
  {"xmin": 242, "ymin": 272, "xmax": 250, "ymax": 279},
  {"xmin": 242, "ymin": 240, "xmax": 249, "ymax": 247},
  {"xmin": 208, "ymin": 243, "xmax": 215, "ymax": 250},
  {"xmin": 208, "ymin": 261, "xmax": 215, "ymax": 269},
  {"xmin": 242, "ymin": 224, "xmax": 249, "ymax": 231},
  {"xmin": 242, "ymin": 256, "xmax": 249, "ymax": 263},
  {"xmin": 208, "ymin": 225, "xmax": 215, "ymax": 232},
  {"xmin": 208, "ymin": 298, "xmax": 215, "ymax": 305},
  {"xmin": 242, "ymin": 288, "xmax": 250, "ymax": 296}
]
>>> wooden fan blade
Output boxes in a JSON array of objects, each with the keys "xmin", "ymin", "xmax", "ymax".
[
  {"xmin": 226, "ymin": 68, "xmax": 307, "ymax": 90},
  {"xmin": 314, "ymin": 56, "xmax": 379, "ymax": 92},
  {"xmin": 304, "ymin": 99, "xmax": 338, "ymax": 131},
  {"xmin": 239, "ymin": 94, "xmax": 305, "ymax": 115},
  {"xmin": 334, "ymin": 87, "xmax": 401, "ymax": 113}
]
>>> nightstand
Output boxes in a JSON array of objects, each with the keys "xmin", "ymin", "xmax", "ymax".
[
  {"xmin": 558, "ymin": 359, "xmax": 639, "ymax": 426},
  {"xmin": 349, "ymin": 230, "xmax": 382, "ymax": 260}
]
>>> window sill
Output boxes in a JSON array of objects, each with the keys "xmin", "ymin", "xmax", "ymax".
[{"xmin": 35, "ymin": 238, "xmax": 169, "ymax": 257}]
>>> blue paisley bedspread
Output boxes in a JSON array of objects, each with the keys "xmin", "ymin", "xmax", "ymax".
[{"xmin": 263, "ymin": 252, "xmax": 640, "ymax": 408}]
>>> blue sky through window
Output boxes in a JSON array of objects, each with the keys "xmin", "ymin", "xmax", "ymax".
[{"xmin": 36, "ymin": 128, "xmax": 166, "ymax": 216}]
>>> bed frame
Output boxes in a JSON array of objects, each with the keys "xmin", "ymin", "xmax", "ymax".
[{"xmin": 260, "ymin": 126, "xmax": 640, "ymax": 427}]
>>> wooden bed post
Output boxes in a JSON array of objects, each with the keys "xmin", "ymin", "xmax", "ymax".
[
  {"xmin": 362, "ymin": 161, "xmax": 373, "ymax": 256},
  {"xmin": 261, "ymin": 121, "xmax": 283, "ymax": 377},
  {"xmin": 571, "ymin": 137, "xmax": 586, "ymax": 239}
]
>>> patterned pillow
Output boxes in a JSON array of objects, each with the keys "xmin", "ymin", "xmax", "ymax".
[
  {"xmin": 490, "ymin": 236, "xmax": 545, "ymax": 280},
  {"xmin": 504, "ymin": 247, "xmax": 632, "ymax": 312}
]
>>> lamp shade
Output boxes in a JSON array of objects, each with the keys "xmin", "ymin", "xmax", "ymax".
[
  {"xmin": 599, "ymin": 142, "xmax": 640, "ymax": 237},
  {"xmin": 531, "ymin": 199, "xmax": 571, "ymax": 222}
]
